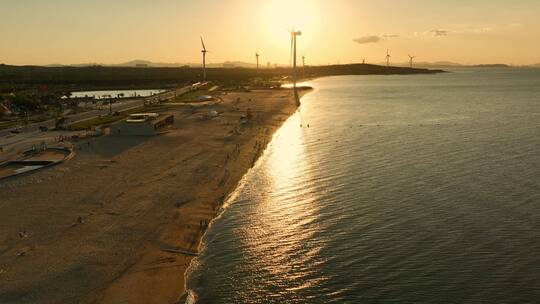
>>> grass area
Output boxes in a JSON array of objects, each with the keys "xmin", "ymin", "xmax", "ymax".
[
  {"xmin": 68, "ymin": 106, "xmax": 145, "ymax": 131},
  {"xmin": 0, "ymin": 119, "xmax": 24, "ymax": 130},
  {"xmin": 172, "ymin": 89, "xmax": 213, "ymax": 103},
  {"xmin": 0, "ymin": 116, "xmax": 50, "ymax": 130}
]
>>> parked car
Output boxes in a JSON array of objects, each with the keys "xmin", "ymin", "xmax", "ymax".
[{"xmin": 39, "ymin": 126, "xmax": 49, "ymax": 132}]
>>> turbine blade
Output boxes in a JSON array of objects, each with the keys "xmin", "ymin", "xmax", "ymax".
[
  {"xmin": 200, "ymin": 36, "xmax": 206, "ymax": 51},
  {"xmin": 290, "ymin": 33, "xmax": 293, "ymax": 67}
]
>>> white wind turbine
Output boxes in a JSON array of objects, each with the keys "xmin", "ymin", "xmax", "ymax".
[
  {"xmin": 200, "ymin": 36, "xmax": 209, "ymax": 81},
  {"xmin": 289, "ymin": 28, "xmax": 302, "ymax": 86},
  {"xmin": 255, "ymin": 52, "xmax": 260, "ymax": 72},
  {"xmin": 302, "ymin": 55, "xmax": 306, "ymax": 77},
  {"xmin": 408, "ymin": 54, "xmax": 416, "ymax": 68}
]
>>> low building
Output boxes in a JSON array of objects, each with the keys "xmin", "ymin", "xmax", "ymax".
[
  {"xmin": 110, "ymin": 113, "xmax": 174, "ymax": 136},
  {"xmin": 0, "ymin": 103, "xmax": 12, "ymax": 116},
  {"xmin": 196, "ymin": 95, "xmax": 214, "ymax": 102}
]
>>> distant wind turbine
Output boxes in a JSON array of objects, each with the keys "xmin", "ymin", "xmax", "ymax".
[
  {"xmin": 289, "ymin": 28, "xmax": 302, "ymax": 86},
  {"xmin": 302, "ymin": 55, "xmax": 306, "ymax": 77},
  {"xmin": 362, "ymin": 58, "xmax": 366, "ymax": 64},
  {"xmin": 200, "ymin": 36, "xmax": 209, "ymax": 81},
  {"xmin": 408, "ymin": 54, "xmax": 416, "ymax": 68},
  {"xmin": 386, "ymin": 49, "xmax": 391, "ymax": 67},
  {"xmin": 255, "ymin": 52, "xmax": 260, "ymax": 72}
]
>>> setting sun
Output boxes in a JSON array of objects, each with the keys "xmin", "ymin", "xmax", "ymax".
[{"xmin": 260, "ymin": 0, "xmax": 320, "ymax": 48}]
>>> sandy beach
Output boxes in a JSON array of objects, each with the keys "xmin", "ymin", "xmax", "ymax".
[{"xmin": 0, "ymin": 88, "xmax": 308, "ymax": 303}]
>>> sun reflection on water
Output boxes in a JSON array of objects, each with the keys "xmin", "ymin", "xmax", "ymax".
[
  {"xmin": 237, "ymin": 112, "xmax": 328, "ymax": 294},
  {"xmin": 268, "ymin": 114, "xmax": 305, "ymax": 187}
]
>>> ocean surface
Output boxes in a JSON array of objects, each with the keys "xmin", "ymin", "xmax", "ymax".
[{"xmin": 186, "ymin": 68, "xmax": 540, "ymax": 303}]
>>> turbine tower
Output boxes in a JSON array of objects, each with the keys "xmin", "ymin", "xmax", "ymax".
[
  {"xmin": 386, "ymin": 49, "xmax": 391, "ymax": 67},
  {"xmin": 302, "ymin": 55, "xmax": 306, "ymax": 78},
  {"xmin": 408, "ymin": 54, "xmax": 416, "ymax": 68},
  {"xmin": 289, "ymin": 28, "xmax": 302, "ymax": 87},
  {"xmin": 362, "ymin": 58, "xmax": 366, "ymax": 64},
  {"xmin": 200, "ymin": 36, "xmax": 208, "ymax": 81},
  {"xmin": 255, "ymin": 52, "xmax": 260, "ymax": 72}
]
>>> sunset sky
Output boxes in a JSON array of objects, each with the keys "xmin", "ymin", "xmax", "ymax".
[{"xmin": 1, "ymin": 0, "xmax": 539, "ymax": 66}]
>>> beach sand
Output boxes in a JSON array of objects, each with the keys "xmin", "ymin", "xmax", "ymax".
[{"xmin": 0, "ymin": 88, "xmax": 308, "ymax": 304}]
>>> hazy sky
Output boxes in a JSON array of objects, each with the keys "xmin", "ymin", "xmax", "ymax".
[{"xmin": 1, "ymin": 0, "xmax": 539, "ymax": 66}]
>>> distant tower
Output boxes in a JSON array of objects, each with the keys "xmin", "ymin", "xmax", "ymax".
[
  {"xmin": 289, "ymin": 29, "xmax": 302, "ymax": 86},
  {"xmin": 302, "ymin": 55, "xmax": 306, "ymax": 77},
  {"xmin": 362, "ymin": 58, "xmax": 366, "ymax": 64},
  {"xmin": 386, "ymin": 49, "xmax": 391, "ymax": 67},
  {"xmin": 408, "ymin": 54, "xmax": 416, "ymax": 68},
  {"xmin": 200, "ymin": 36, "xmax": 209, "ymax": 81},
  {"xmin": 255, "ymin": 52, "xmax": 260, "ymax": 72}
]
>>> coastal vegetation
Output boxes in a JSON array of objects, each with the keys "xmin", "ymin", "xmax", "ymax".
[
  {"xmin": 0, "ymin": 64, "xmax": 443, "ymax": 126},
  {"xmin": 67, "ymin": 106, "xmax": 145, "ymax": 131},
  {"xmin": 0, "ymin": 64, "xmax": 443, "ymax": 88}
]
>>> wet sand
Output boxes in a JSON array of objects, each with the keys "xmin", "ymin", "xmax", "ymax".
[{"xmin": 0, "ymin": 89, "xmax": 308, "ymax": 303}]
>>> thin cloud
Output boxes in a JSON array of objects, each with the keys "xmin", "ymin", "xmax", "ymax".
[
  {"xmin": 353, "ymin": 35, "xmax": 382, "ymax": 44},
  {"xmin": 431, "ymin": 29, "xmax": 449, "ymax": 37},
  {"xmin": 463, "ymin": 26, "xmax": 493, "ymax": 34},
  {"xmin": 353, "ymin": 34, "xmax": 399, "ymax": 44},
  {"xmin": 425, "ymin": 23, "xmax": 521, "ymax": 37},
  {"xmin": 459, "ymin": 23, "xmax": 521, "ymax": 34}
]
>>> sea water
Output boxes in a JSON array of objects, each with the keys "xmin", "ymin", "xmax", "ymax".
[{"xmin": 187, "ymin": 68, "xmax": 540, "ymax": 303}]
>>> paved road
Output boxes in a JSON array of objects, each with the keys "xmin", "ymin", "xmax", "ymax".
[
  {"xmin": 0, "ymin": 99, "xmax": 142, "ymax": 138},
  {"xmin": 0, "ymin": 85, "xmax": 201, "ymax": 162},
  {"xmin": 0, "ymin": 130, "xmax": 79, "ymax": 163},
  {"xmin": 0, "ymin": 85, "xmax": 198, "ymax": 138}
]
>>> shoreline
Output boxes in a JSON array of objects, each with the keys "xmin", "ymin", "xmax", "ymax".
[
  {"xmin": 99, "ymin": 88, "xmax": 312, "ymax": 304},
  {"xmin": 97, "ymin": 88, "xmax": 312, "ymax": 303},
  {"xmin": 181, "ymin": 88, "xmax": 311, "ymax": 303},
  {"xmin": 0, "ymin": 87, "xmax": 311, "ymax": 304}
]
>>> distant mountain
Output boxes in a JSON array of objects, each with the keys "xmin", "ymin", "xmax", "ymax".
[
  {"xmin": 44, "ymin": 63, "xmax": 103, "ymax": 68},
  {"xmin": 43, "ymin": 60, "xmax": 258, "ymax": 69},
  {"xmin": 470, "ymin": 64, "xmax": 510, "ymax": 68},
  {"xmin": 210, "ymin": 61, "xmax": 257, "ymax": 68},
  {"xmin": 377, "ymin": 61, "xmax": 464, "ymax": 68},
  {"xmin": 35, "ymin": 60, "xmax": 522, "ymax": 69},
  {"xmin": 391, "ymin": 62, "xmax": 513, "ymax": 69},
  {"xmin": 115, "ymin": 60, "xmax": 186, "ymax": 68},
  {"xmin": 44, "ymin": 64, "xmax": 66, "ymax": 68},
  {"xmin": 421, "ymin": 61, "xmax": 464, "ymax": 67},
  {"xmin": 528, "ymin": 63, "xmax": 540, "ymax": 68}
]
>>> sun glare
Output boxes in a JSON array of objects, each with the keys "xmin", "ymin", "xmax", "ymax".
[{"xmin": 261, "ymin": 0, "xmax": 319, "ymax": 48}]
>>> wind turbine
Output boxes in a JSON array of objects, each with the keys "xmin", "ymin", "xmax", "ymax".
[
  {"xmin": 289, "ymin": 28, "xmax": 302, "ymax": 86},
  {"xmin": 385, "ymin": 49, "xmax": 391, "ymax": 67},
  {"xmin": 255, "ymin": 52, "xmax": 260, "ymax": 72},
  {"xmin": 408, "ymin": 54, "xmax": 416, "ymax": 68},
  {"xmin": 200, "ymin": 36, "xmax": 208, "ymax": 81},
  {"xmin": 302, "ymin": 55, "xmax": 306, "ymax": 78},
  {"xmin": 362, "ymin": 58, "xmax": 366, "ymax": 64}
]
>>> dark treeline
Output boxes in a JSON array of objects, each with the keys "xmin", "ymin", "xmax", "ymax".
[{"xmin": 0, "ymin": 64, "xmax": 444, "ymax": 89}]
